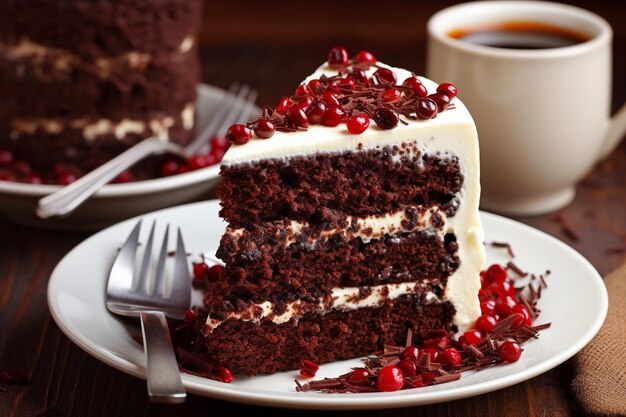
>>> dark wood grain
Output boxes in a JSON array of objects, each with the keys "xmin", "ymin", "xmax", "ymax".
[{"xmin": 1, "ymin": 1, "xmax": 625, "ymax": 416}]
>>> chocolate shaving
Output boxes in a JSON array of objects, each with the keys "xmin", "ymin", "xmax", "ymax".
[
  {"xmin": 490, "ymin": 241, "xmax": 515, "ymax": 258},
  {"xmin": 506, "ymin": 261, "xmax": 528, "ymax": 277}
]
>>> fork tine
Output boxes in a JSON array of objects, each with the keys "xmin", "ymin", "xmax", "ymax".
[
  {"xmin": 170, "ymin": 228, "xmax": 191, "ymax": 311},
  {"xmin": 152, "ymin": 224, "xmax": 170, "ymax": 298},
  {"xmin": 108, "ymin": 220, "xmax": 142, "ymax": 295},
  {"xmin": 136, "ymin": 220, "xmax": 156, "ymax": 294},
  {"xmin": 186, "ymin": 83, "xmax": 247, "ymax": 155}
]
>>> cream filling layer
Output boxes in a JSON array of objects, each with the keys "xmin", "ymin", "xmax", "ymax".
[
  {"xmin": 227, "ymin": 205, "xmax": 446, "ymax": 247},
  {"xmin": 1, "ymin": 36, "xmax": 195, "ymax": 79},
  {"xmin": 9, "ymin": 103, "xmax": 195, "ymax": 142},
  {"xmin": 204, "ymin": 282, "xmax": 439, "ymax": 334}
]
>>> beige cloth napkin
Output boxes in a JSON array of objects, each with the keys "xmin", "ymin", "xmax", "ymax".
[{"xmin": 572, "ymin": 261, "xmax": 626, "ymax": 416}]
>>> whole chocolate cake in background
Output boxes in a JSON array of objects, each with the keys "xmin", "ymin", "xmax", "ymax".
[{"xmin": 0, "ymin": 0, "xmax": 202, "ymax": 183}]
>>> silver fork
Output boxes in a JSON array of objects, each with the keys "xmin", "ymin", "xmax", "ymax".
[
  {"xmin": 107, "ymin": 220, "xmax": 191, "ymax": 403},
  {"xmin": 36, "ymin": 84, "xmax": 258, "ymax": 219}
]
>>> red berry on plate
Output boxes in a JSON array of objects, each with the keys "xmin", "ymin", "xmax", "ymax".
[
  {"xmin": 294, "ymin": 83, "xmax": 313, "ymax": 97},
  {"xmin": 59, "ymin": 172, "xmax": 77, "ymax": 185},
  {"xmin": 346, "ymin": 115, "xmax": 369, "ymax": 134},
  {"xmin": 210, "ymin": 136, "xmax": 229, "ymax": 152},
  {"xmin": 439, "ymin": 348, "xmax": 462, "ymax": 366},
  {"xmin": 192, "ymin": 261, "xmax": 209, "ymax": 279},
  {"xmin": 226, "ymin": 124, "xmax": 252, "ymax": 145},
  {"xmin": 511, "ymin": 305, "xmax": 532, "ymax": 327},
  {"xmin": 300, "ymin": 359, "xmax": 319, "ymax": 377},
  {"xmin": 499, "ymin": 341, "xmax": 522, "ymax": 362},
  {"xmin": 495, "ymin": 295, "xmax": 517, "ymax": 316},
  {"xmin": 356, "ymin": 50, "xmax": 377, "ymax": 64},
  {"xmin": 488, "ymin": 279, "xmax": 516, "ymax": 297},
  {"xmin": 397, "ymin": 359, "xmax": 417, "ymax": 377},
  {"xmin": 160, "ymin": 160, "xmax": 180, "ymax": 177},
  {"xmin": 214, "ymin": 366, "xmax": 234, "ymax": 383},
  {"xmin": 188, "ymin": 154, "xmax": 211, "ymax": 170},
  {"xmin": 376, "ymin": 365, "xmax": 405, "ymax": 392},
  {"xmin": 321, "ymin": 92, "xmax": 339, "ymax": 107},
  {"xmin": 307, "ymin": 79, "xmax": 324, "ymax": 95},
  {"xmin": 113, "ymin": 170, "xmax": 134, "ymax": 183},
  {"xmin": 184, "ymin": 309, "xmax": 198, "ymax": 321},
  {"xmin": 327, "ymin": 46, "xmax": 349, "ymax": 69},
  {"xmin": 437, "ymin": 82, "xmax": 458, "ymax": 99},
  {"xmin": 461, "ymin": 330, "xmax": 482, "ymax": 346},
  {"xmin": 400, "ymin": 346, "xmax": 419, "ymax": 362},
  {"xmin": 382, "ymin": 88, "xmax": 401, "ymax": 102},
  {"xmin": 475, "ymin": 314, "xmax": 497, "ymax": 333},
  {"xmin": 288, "ymin": 107, "xmax": 309, "ymax": 128},
  {"xmin": 26, "ymin": 174, "xmax": 43, "ymax": 184},
  {"xmin": 347, "ymin": 368, "xmax": 370, "ymax": 385},
  {"xmin": 480, "ymin": 299, "xmax": 496, "ymax": 315},
  {"xmin": 486, "ymin": 264, "xmax": 508, "ymax": 283},
  {"xmin": 253, "ymin": 119, "xmax": 276, "ymax": 139}
]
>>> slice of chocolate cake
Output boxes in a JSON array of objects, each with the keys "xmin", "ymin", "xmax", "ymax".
[
  {"xmin": 0, "ymin": 0, "xmax": 201, "ymax": 182},
  {"xmin": 183, "ymin": 48, "xmax": 485, "ymax": 376}
]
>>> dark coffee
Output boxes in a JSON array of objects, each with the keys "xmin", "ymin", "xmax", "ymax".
[{"xmin": 448, "ymin": 21, "xmax": 590, "ymax": 49}]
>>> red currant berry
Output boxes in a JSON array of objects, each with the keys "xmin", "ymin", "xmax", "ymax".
[
  {"xmin": 400, "ymin": 346, "xmax": 419, "ymax": 362},
  {"xmin": 210, "ymin": 136, "xmax": 229, "ymax": 153},
  {"xmin": 275, "ymin": 96, "xmax": 294, "ymax": 112},
  {"xmin": 428, "ymin": 93, "xmax": 451, "ymax": 111},
  {"xmin": 397, "ymin": 359, "xmax": 417, "ymax": 377},
  {"xmin": 480, "ymin": 299, "xmax": 496, "ymax": 315},
  {"xmin": 305, "ymin": 100, "xmax": 327, "ymax": 124},
  {"xmin": 59, "ymin": 172, "xmax": 77, "ymax": 185},
  {"xmin": 323, "ymin": 106, "xmax": 345, "ymax": 127},
  {"xmin": 511, "ymin": 305, "xmax": 532, "ymax": 327},
  {"xmin": 253, "ymin": 119, "xmax": 276, "ymax": 139},
  {"xmin": 300, "ymin": 359, "xmax": 319, "ymax": 377},
  {"xmin": 296, "ymin": 96, "xmax": 314, "ymax": 110},
  {"xmin": 356, "ymin": 50, "xmax": 377, "ymax": 64},
  {"xmin": 327, "ymin": 46, "xmax": 349, "ymax": 69},
  {"xmin": 373, "ymin": 67, "xmax": 397, "ymax": 85},
  {"xmin": 382, "ymin": 88, "xmax": 401, "ymax": 102},
  {"xmin": 437, "ymin": 82, "xmax": 458, "ymax": 99},
  {"xmin": 486, "ymin": 264, "xmax": 508, "ymax": 283},
  {"xmin": 495, "ymin": 295, "xmax": 517, "ymax": 317},
  {"xmin": 374, "ymin": 108, "xmax": 399, "ymax": 130},
  {"xmin": 160, "ymin": 160, "xmax": 180, "ymax": 177},
  {"xmin": 226, "ymin": 124, "xmax": 252, "ymax": 145},
  {"xmin": 307, "ymin": 79, "xmax": 324, "ymax": 95},
  {"xmin": 113, "ymin": 170, "xmax": 134, "ymax": 183},
  {"xmin": 188, "ymin": 154, "xmax": 211, "ymax": 170},
  {"xmin": 402, "ymin": 77, "xmax": 428, "ymax": 97},
  {"xmin": 488, "ymin": 279, "xmax": 516, "ymax": 297},
  {"xmin": 347, "ymin": 368, "xmax": 370, "ymax": 385},
  {"xmin": 288, "ymin": 107, "xmax": 309, "ymax": 128},
  {"xmin": 207, "ymin": 264, "xmax": 224, "ymax": 282},
  {"xmin": 416, "ymin": 97, "xmax": 438, "ymax": 119},
  {"xmin": 215, "ymin": 366, "xmax": 234, "ymax": 383},
  {"xmin": 192, "ymin": 262, "xmax": 209, "ymax": 279},
  {"xmin": 321, "ymin": 91, "xmax": 339, "ymax": 106},
  {"xmin": 294, "ymin": 83, "xmax": 313, "ymax": 97},
  {"xmin": 346, "ymin": 115, "xmax": 369, "ymax": 134},
  {"xmin": 184, "ymin": 309, "xmax": 198, "ymax": 321},
  {"xmin": 475, "ymin": 315, "xmax": 497, "ymax": 333},
  {"xmin": 461, "ymin": 330, "xmax": 482, "ymax": 346},
  {"xmin": 499, "ymin": 341, "xmax": 522, "ymax": 363},
  {"xmin": 376, "ymin": 365, "xmax": 405, "ymax": 392},
  {"xmin": 439, "ymin": 348, "xmax": 462, "ymax": 366}
]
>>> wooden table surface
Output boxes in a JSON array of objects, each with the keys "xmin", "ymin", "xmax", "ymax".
[{"xmin": 1, "ymin": 1, "xmax": 625, "ymax": 416}]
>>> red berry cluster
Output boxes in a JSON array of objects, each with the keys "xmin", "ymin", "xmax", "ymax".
[
  {"xmin": 0, "ymin": 149, "xmax": 44, "ymax": 184},
  {"xmin": 159, "ymin": 136, "xmax": 229, "ymax": 178},
  {"xmin": 225, "ymin": 47, "xmax": 458, "ymax": 146}
]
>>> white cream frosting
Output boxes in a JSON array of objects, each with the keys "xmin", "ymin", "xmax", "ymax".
[
  {"xmin": 9, "ymin": 103, "xmax": 195, "ymax": 142},
  {"xmin": 217, "ymin": 61, "xmax": 485, "ymax": 332},
  {"xmin": 204, "ymin": 282, "xmax": 439, "ymax": 334}
]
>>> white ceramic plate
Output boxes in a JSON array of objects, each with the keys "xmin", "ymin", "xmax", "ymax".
[
  {"xmin": 47, "ymin": 201, "xmax": 607, "ymax": 410},
  {"xmin": 0, "ymin": 84, "xmax": 246, "ymax": 230}
]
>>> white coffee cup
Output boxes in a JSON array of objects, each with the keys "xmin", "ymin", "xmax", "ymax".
[{"xmin": 427, "ymin": 1, "xmax": 626, "ymax": 216}]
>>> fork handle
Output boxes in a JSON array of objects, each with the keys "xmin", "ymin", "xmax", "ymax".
[
  {"xmin": 140, "ymin": 311, "xmax": 186, "ymax": 403},
  {"xmin": 36, "ymin": 137, "xmax": 184, "ymax": 219}
]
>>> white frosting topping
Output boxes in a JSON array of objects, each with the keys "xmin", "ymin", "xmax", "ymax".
[
  {"xmin": 216, "ymin": 61, "xmax": 485, "ymax": 332},
  {"xmin": 204, "ymin": 282, "xmax": 438, "ymax": 333}
]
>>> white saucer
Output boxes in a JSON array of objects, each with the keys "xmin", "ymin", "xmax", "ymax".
[
  {"xmin": 0, "ymin": 84, "xmax": 237, "ymax": 230},
  {"xmin": 47, "ymin": 201, "xmax": 607, "ymax": 409}
]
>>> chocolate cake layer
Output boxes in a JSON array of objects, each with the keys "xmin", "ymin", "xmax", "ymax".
[
  {"xmin": 0, "ymin": 1, "xmax": 202, "ymax": 57},
  {"xmin": 0, "ymin": 47, "xmax": 198, "ymax": 120},
  {"xmin": 218, "ymin": 147, "xmax": 463, "ymax": 229},
  {"xmin": 176, "ymin": 295, "xmax": 456, "ymax": 375},
  {"xmin": 210, "ymin": 230, "xmax": 459, "ymax": 308}
]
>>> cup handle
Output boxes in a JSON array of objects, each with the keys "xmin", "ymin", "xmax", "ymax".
[{"xmin": 600, "ymin": 103, "xmax": 626, "ymax": 160}]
